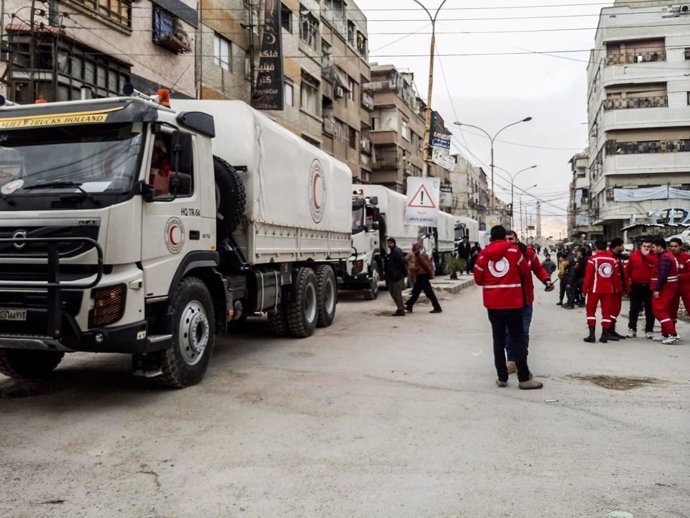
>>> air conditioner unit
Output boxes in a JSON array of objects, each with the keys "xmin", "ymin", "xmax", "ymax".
[{"xmin": 334, "ymin": 86, "xmax": 344, "ymax": 98}]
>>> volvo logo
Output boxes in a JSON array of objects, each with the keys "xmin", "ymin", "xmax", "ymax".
[{"xmin": 12, "ymin": 230, "xmax": 27, "ymax": 250}]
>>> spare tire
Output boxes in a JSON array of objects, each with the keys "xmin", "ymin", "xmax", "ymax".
[{"xmin": 213, "ymin": 156, "xmax": 246, "ymax": 240}]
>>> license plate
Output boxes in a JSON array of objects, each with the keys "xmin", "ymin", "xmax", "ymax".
[{"xmin": 0, "ymin": 308, "xmax": 27, "ymax": 321}]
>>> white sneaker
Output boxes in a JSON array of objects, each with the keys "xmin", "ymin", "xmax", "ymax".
[
  {"xmin": 627, "ymin": 329, "xmax": 637, "ymax": 338},
  {"xmin": 645, "ymin": 332, "xmax": 654, "ymax": 339},
  {"xmin": 661, "ymin": 335, "xmax": 682, "ymax": 345}
]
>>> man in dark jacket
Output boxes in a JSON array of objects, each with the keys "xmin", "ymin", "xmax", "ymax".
[
  {"xmin": 385, "ymin": 238, "xmax": 408, "ymax": 316},
  {"xmin": 457, "ymin": 236, "xmax": 472, "ymax": 274},
  {"xmin": 405, "ymin": 242, "xmax": 442, "ymax": 313}
]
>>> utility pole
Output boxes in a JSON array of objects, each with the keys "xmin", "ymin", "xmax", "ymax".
[
  {"xmin": 536, "ymin": 201, "xmax": 542, "ymax": 242},
  {"xmin": 412, "ymin": 0, "xmax": 447, "ymax": 177}
]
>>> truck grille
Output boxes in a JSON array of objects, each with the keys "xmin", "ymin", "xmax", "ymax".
[{"xmin": 0, "ymin": 225, "xmax": 99, "ymax": 258}]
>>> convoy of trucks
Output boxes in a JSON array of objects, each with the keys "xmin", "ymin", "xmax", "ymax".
[{"xmin": 0, "ymin": 90, "xmax": 469, "ymax": 387}]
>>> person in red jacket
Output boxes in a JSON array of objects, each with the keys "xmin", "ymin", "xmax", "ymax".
[
  {"xmin": 607, "ymin": 237, "xmax": 628, "ymax": 339},
  {"xmin": 473, "ymin": 225, "xmax": 542, "ymax": 390},
  {"xmin": 625, "ymin": 238, "xmax": 656, "ymax": 338},
  {"xmin": 583, "ymin": 240, "xmax": 621, "ymax": 343},
  {"xmin": 668, "ymin": 237, "xmax": 689, "ymax": 339},
  {"xmin": 651, "ymin": 237, "xmax": 681, "ymax": 344},
  {"xmin": 504, "ymin": 231, "xmax": 554, "ymax": 374}
]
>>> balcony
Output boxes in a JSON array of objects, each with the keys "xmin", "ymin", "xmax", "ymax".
[
  {"xmin": 361, "ymin": 91, "xmax": 374, "ymax": 110},
  {"xmin": 370, "ymin": 130, "xmax": 397, "ymax": 146},
  {"xmin": 603, "ymin": 95, "xmax": 667, "ymax": 111},
  {"xmin": 603, "ymin": 146, "xmax": 690, "ymax": 175},
  {"xmin": 360, "ymin": 137, "xmax": 371, "ymax": 153},
  {"xmin": 374, "ymin": 155, "xmax": 400, "ymax": 169},
  {"xmin": 605, "ymin": 50, "xmax": 666, "ymax": 66},
  {"xmin": 362, "ymin": 80, "xmax": 397, "ymax": 92}
]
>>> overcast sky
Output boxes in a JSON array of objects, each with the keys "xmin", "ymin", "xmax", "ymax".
[{"xmin": 355, "ymin": 0, "xmax": 615, "ymax": 238}]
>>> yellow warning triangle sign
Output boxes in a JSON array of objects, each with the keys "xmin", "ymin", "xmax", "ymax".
[{"xmin": 408, "ymin": 184, "xmax": 437, "ymax": 209}]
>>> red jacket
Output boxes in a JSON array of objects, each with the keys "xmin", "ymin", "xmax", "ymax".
[
  {"xmin": 652, "ymin": 250, "xmax": 679, "ymax": 291},
  {"xmin": 583, "ymin": 251, "xmax": 620, "ymax": 294},
  {"xmin": 676, "ymin": 251, "xmax": 690, "ymax": 287},
  {"xmin": 625, "ymin": 249, "xmax": 656, "ymax": 286},
  {"xmin": 522, "ymin": 245, "xmax": 551, "ymax": 305},
  {"xmin": 474, "ymin": 240, "xmax": 530, "ymax": 310}
]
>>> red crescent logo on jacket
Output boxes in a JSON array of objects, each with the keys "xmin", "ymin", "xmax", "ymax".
[
  {"xmin": 488, "ymin": 257, "xmax": 510, "ymax": 278},
  {"xmin": 598, "ymin": 263, "xmax": 613, "ymax": 278}
]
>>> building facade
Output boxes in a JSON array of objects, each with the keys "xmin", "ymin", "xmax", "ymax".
[
  {"xmin": 450, "ymin": 154, "xmax": 488, "ymax": 229},
  {"xmin": 0, "ymin": 0, "xmax": 197, "ymax": 102},
  {"xmin": 586, "ymin": 1, "xmax": 690, "ymax": 240},
  {"xmin": 568, "ymin": 151, "xmax": 603, "ymax": 241}
]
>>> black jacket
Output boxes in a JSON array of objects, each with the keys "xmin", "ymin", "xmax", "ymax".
[{"xmin": 385, "ymin": 246, "xmax": 408, "ymax": 282}]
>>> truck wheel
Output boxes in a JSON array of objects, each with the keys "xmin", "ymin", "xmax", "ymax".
[
  {"xmin": 159, "ymin": 277, "xmax": 215, "ymax": 388},
  {"xmin": 314, "ymin": 265, "xmax": 337, "ymax": 328},
  {"xmin": 0, "ymin": 349, "xmax": 64, "ymax": 379},
  {"xmin": 267, "ymin": 302, "xmax": 289, "ymax": 336},
  {"xmin": 213, "ymin": 156, "xmax": 246, "ymax": 241},
  {"xmin": 363, "ymin": 263, "xmax": 380, "ymax": 300},
  {"xmin": 286, "ymin": 267, "xmax": 318, "ymax": 338}
]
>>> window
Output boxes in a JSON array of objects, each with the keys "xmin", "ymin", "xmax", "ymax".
[
  {"xmin": 300, "ymin": 71, "xmax": 320, "ymax": 116},
  {"xmin": 356, "ymin": 31, "xmax": 367, "ymax": 55},
  {"xmin": 347, "ymin": 20, "xmax": 355, "ymax": 45},
  {"xmin": 348, "ymin": 126, "xmax": 357, "ymax": 150},
  {"xmin": 299, "ymin": 7, "xmax": 319, "ymax": 50},
  {"xmin": 302, "ymin": 134, "xmax": 321, "ymax": 148},
  {"xmin": 347, "ymin": 77, "xmax": 356, "ymax": 101},
  {"xmin": 70, "ymin": 0, "xmax": 131, "ymax": 29},
  {"xmin": 153, "ymin": 6, "xmax": 192, "ymax": 54},
  {"xmin": 281, "ymin": 3, "xmax": 292, "ymax": 32},
  {"xmin": 213, "ymin": 33, "xmax": 231, "ymax": 71},
  {"xmin": 401, "ymin": 120, "xmax": 410, "ymax": 141},
  {"xmin": 285, "ymin": 82, "xmax": 294, "ymax": 106}
]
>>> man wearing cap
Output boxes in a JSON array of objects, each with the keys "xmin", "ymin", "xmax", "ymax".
[{"xmin": 405, "ymin": 242, "xmax": 442, "ymax": 314}]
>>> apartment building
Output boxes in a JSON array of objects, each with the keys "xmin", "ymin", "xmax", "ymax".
[
  {"xmin": 198, "ymin": 0, "xmax": 372, "ymax": 180},
  {"xmin": 0, "ymin": 0, "xmax": 197, "ymax": 102},
  {"xmin": 586, "ymin": 1, "xmax": 690, "ymax": 239},
  {"xmin": 568, "ymin": 151, "xmax": 604, "ymax": 240},
  {"xmin": 450, "ymin": 154, "xmax": 488, "ymax": 229}
]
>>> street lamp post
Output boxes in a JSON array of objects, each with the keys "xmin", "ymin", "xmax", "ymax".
[
  {"xmin": 518, "ymin": 185, "xmax": 538, "ymax": 240},
  {"xmin": 453, "ymin": 117, "xmax": 532, "ymax": 212},
  {"xmin": 412, "ymin": 0, "xmax": 448, "ymax": 177},
  {"xmin": 507, "ymin": 165, "xmax": 537, "ymax": 230}
]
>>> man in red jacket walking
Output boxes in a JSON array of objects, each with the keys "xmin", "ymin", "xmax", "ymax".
[
  {"xmin": 504, "ymin": 230, "xmax": 554, "ymax": 375},
  {"xmin": 583, "ymin": 240, "xmax": 621, "ymax": 343},
  {"xmin": 668, "ymin": 237, "xmax": 690, "ymax": 328},
  {"xmin": 608, "ymin": 237, "xmax": 628, "ymax": 339},
  {"xmin": 625, "ymin": 238, "xmax": 656, "ymax": 338},
  {"xmin": 474, "ymin": 226, "xmax": 542, "ymax": 389},
  {"xmin": 651, "ymin": 237, "xmax": 681, "ymax": 344}
]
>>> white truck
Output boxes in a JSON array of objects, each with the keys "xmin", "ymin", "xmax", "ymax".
[
  {"xmin": 420, "ymin": 210, "xmax": 456, "ymax": 274},
  {"xmin": 338, "ymin": 184, "xmax": 418, "ymax": 298},
  {"xmin": 0, "ymin": 92, "xmax": 351, "ymax": 387}
]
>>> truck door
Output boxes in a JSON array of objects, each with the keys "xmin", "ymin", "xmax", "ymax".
[{"xmin": 140, "ymin": 130, "xmax": 202, "ymax": 298}]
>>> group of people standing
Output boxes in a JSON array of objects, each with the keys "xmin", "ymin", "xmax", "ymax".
[
  {"xmin": 581, "ymin": 236, "xmax": 689, "ymax": 345},
  {"xmin": 383, "ymin": 225, "xmax": 688, "ymax": 389}
]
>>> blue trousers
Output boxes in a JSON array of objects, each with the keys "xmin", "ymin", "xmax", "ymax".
[{"xmin": 505, "ymin": 304, "xmax": 533, "ymax": 362}]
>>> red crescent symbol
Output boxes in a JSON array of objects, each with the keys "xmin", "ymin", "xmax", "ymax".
[
  {"xmin": 313, "ymin": 172, "xmax": 322, "ymax": 210},
  {"xmin": 169, "ymin": 225, "xmax": 179, "ymax": 246}
]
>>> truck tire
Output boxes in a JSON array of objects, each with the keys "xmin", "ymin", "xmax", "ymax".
[
  {"xmin": 267, "ymin": 302, "xmax": 289, "ymax": 336},
  {"xmin": 0, "ymin": 349, "xmax": 64, "ymax": 379},
  {"xmin": 213, "ymin": 156, "xmax": 246, "ymax": 240},
  {"xmin": 286, "ymin": 267, "xmax": 318, "ymax": 338},
  {"xmin": 314, "ymin": 265, "xmax": 337, "ymax": 328},
  {"xmin": 363, "ymin": 262, "xmax": 380, "ymax": 300},
  {"xmin": 159, "ymin": 277, "xmax": 215, "ymax": 388}
]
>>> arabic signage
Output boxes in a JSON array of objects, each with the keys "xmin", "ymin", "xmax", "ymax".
[
  {"xmin": 440, "ymin": 184, "xmax": 453, "ymax": 208},
  {"xmin": 251, "ymin": 0, "xmax": 284, "ymax": 110}
]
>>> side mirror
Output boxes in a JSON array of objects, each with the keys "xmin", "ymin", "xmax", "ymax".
[{"xmin": 139, "ymin": 180, "xmax": 155, "ymax": 202}]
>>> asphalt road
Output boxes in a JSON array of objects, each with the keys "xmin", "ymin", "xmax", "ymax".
[{"xmin": 1, "ymin": 280, "xmax": 689, "ymax": 518}]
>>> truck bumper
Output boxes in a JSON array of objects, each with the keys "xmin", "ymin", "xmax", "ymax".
[{"xmin": 0, "ymin": 320, "xmax": 171, "ymax": 354}]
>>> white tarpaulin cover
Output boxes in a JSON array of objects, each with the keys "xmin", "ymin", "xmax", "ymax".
[{"xmin": 614, "ymin": 186, "xmax": 690, "ymax": 202}]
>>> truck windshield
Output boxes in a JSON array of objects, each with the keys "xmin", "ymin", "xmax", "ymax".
[{"xmin": 0, "ymin": 122, "xmax": 143, "ymax": 196}]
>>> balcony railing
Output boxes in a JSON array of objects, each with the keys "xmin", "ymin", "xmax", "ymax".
[
  {"xmin": 605, "ymin": 138, "xmax": 689, "ymax": 155},
  {"xmin": 374, "ymin": 156, "xmax": 400, "ymax": 169},
  {"xmin": 603, "ymin": 95, "xmax": 667, "ymax": 110},
  {"xmin": 606, "ymin": 50, "xmax": 666, "ymax": 66},
  {"xmin": 361, "ymin": 91, "xmax": 374, "ymax": 110},
  {"xmin": 362, "ymin": 80, "xmax": 396, "ymax": 92}
]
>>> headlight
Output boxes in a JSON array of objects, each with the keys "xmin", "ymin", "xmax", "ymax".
[
  {"xmin": 351, "ymin": 260, "xmax": 364, "ymax": 274},
  {"xmin": 90, "ymin": 284, "xmax": 126, "ymax": 327}
]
